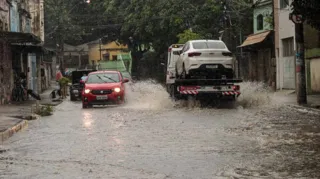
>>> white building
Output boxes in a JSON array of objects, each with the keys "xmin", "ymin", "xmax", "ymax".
[{"xmin": 275, "ymin": 0, "xmax": 296, "ymax": 89}]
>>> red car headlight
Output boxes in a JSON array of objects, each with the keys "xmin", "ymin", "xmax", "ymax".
[
  {"xmin": 84, "ymin": 89, "xmax": 91, "ymax": 94},
  {"xmin": 114, "ymin": 87, "xmax": 121, "ymax": 93}
]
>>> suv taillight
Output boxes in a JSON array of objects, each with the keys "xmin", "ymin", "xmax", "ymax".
[
  {"xmin": 188, "ymin": 52, "xmax": 201, "ymax": 57},
  {"xmin": 222, "ymin": 52, "xmax": 232, "ymax": 57}
]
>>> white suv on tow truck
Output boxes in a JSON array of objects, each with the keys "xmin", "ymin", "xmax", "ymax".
[{"xmin": 174, "ymin": 40, "xmax": 234, "ymax": 79}]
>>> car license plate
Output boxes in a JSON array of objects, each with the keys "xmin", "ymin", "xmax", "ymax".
[
  {"xmin": 206, "ymin": 65, "xmax": 218, "ymax": 69},
  {"xmin": 73, "ymin": 90, "xmax": 78, "ymax": 93},
  {"xmin": 96, "ymin": 96, "xmax": 108, "ymax": 100}
]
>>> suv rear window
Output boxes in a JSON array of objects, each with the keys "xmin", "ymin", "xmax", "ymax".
[{"xmin": 192, "ymin": 41, "xmax": 226, "ymax": 49}]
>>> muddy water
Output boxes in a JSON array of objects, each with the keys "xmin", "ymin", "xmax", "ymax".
[{"xmin": 1, "ymin": 81, "xmax": 319, "ymax": 178}]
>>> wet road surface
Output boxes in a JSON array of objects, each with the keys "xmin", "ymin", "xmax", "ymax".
[{"xmin": 1, "ymin": 82, "xmax": 320, "ymax": 179}]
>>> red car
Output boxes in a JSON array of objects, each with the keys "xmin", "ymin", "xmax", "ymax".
[{"xmin": 81, "ymin": 70, "xmax": 129, "ymax": 108}]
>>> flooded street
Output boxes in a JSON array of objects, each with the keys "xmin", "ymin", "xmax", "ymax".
[{"xmin": 1, "ymin": 82, "xmax": 319, "ymax": 179}]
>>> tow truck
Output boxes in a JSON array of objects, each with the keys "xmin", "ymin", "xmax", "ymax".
[{"xmin": 166, "ymin": 43, "xmax": 242, "ymax": 105}]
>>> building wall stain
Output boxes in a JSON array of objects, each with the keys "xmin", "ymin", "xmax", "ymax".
[{"xmin": 0, "ymin": 41, "xmax": 13, "ymax": 105}]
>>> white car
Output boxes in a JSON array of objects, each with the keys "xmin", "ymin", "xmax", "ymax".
[{"xmin": 174, "ymin": 40, "xmax": 234, "ymax": 79}]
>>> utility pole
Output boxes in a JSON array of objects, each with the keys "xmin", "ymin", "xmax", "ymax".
[
  {"xmin": 99, "ymin": 38, "xmax": 102, "ymax": 61},
  {"xmin": 290, "ymin": 12, "xmax": 307, "ymax": 104}
]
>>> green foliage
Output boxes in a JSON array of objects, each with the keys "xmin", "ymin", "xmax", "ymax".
[
  {"xmin": 265, "ymin": 14, "xmax": 273, "ymax": 29},
  {"xmin": 36, "ymin": 105, "xmax": 53, "ymax": 116},
  {"xmin": 58, "ymin": 77, "xmax": 71, "ymax": 86},
  {"xmin": 101, "ymin": 0, "xmax": 252, "ymax": 53},
  {"xmin": 177, "ymin": 30, "xmax": 203, "ymax": 44}
]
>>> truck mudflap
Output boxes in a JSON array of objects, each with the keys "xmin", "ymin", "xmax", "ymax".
[{"xmin": 179, "ymin": 90, "xmax": 241, "ymax": 97}]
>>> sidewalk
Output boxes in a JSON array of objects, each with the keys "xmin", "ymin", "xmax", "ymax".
[
  {"xmin": 274, "ymin": 90, "xmax": 320, "ymax": 109},
  {"xmin": 0, "ymin": 81, "xmax": 63, "ymax": 143}
]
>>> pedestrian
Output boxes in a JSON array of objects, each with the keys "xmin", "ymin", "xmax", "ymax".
[
  {"xmin": 56, "ymin": 70, "xmax": 63, "ymax": 98},
  {"xmin": 80, "ymin": 73, "xmax": 88, "ymax": 83}
]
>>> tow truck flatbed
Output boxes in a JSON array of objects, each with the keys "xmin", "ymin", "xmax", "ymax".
[{"xmin": 174, "ymin": 79, "xmax": 243, "ymax": 86}]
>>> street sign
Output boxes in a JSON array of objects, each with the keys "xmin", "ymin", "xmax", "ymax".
[{"xmin": 289, "ymin": 13, "xmax": 305, "ymax": 24}]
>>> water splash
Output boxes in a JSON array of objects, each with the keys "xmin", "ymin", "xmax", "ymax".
[
  {"xmin": 237, "ymin": 81, "xmax": 272, "ymax": 108},
  {"xmin": 124, "ymin": 80, "xmax": 274, "ymax": 110},
  {"xmin": 124, "ymin": 80, "xmax": 175, "ymax": 110}
]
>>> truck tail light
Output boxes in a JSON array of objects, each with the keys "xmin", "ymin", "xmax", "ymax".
[
  {"xmin": 168, "ymin": 48, "xmax": 172, "ymax": 52},
  {"xmin": 179, "ymin": 86, "xmax": 201, "ymax": 91},
  {"xmin": 188, "ymin": 52, "xmax": 201, "ymax": 57},
  {"xmin": 232, "ymin": 85, "xmax": 240, "ymax": 91}
]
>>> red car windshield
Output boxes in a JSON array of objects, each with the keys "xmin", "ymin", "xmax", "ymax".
[{"xmin": 86, "ymin": 73, "xmax": 120, "ymax": 84}]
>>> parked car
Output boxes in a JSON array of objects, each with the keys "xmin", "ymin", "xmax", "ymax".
[
  {"xmin": 69, "ymin": 69, "xmax": 96, "ymax": 101},
  {"xmin": 81, "ymin": 70, "xmax": 129, "ymax": 108},
  {"xmin": 174, "ymin": 40, "xmax": 234, "ymax": 79}
]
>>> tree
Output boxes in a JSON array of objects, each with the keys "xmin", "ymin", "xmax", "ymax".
[
  {"xmin": 291, "ymin": 0, "xmax": 320, "ymax": 30},
  {"xmin": 177, "ymin": 30, "xmax": 203, "ymax": 44},
  {"xmin": 44, "ymin": 0, "xmax": 117, "ymax": 71},
  {"xmin": 100, "ymin": 0, "xmax": 253, "ymax": 80}
]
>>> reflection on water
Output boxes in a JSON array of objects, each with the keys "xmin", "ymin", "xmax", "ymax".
[{"xmin": 82, "ymin": 111, "xmax": 93, "ymax": 129}]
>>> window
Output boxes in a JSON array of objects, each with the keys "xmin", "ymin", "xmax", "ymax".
[
  {"xmin": 86, "ymin": 73, "xmax": 120, "ymax": 84},
  {"xmin": 181, "ymin": 43, "xmax": 189, "ymax": 53},
  {"xmin": 257, "ymin": 14, "xmax": 264, "ymax": 31},
  {"xmin": 0, "ymin": 20, "xmax": 3, "ymax": 31},
  {"xmin": 280, "ymin": 0, "xmax": 288, "ymax": 9},
  {"xmin": 103, "ymin": 53, "xmax": 110, "ymax": 61},
  {"xmin": 282, "ymin": 37, "xmax": 294, "ymax": 57},
  {"xmin": 112, "ymin": 55, "xmax": 117, "ymax": 61},
  {"xmin": 192, "ymin": 41, "xmax": 226, "ymax": 49}
]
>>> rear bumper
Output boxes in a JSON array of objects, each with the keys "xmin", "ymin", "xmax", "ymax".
[
  {"xmin": 177, "ymin": 91, "xmax": 240, "ymax": 100},
  {"xmin": 187, "ymin": 64, "xmax": 234, "ymax": 78}
]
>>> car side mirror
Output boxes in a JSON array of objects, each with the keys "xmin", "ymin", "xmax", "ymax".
[
  {"xmin": 123, "ymin": 78, "xmax": 129, "ymax": 83},
  {"xmin": 173, "ymin": 51, "xmax": 181, "ymax": 55}
]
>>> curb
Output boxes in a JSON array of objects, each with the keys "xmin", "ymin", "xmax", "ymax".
[
  {"xmin": 0, "ymin": 120, "xmax": 28, "ymax": 143},
  {"xmin": 288, "ymin": 104, "xmax": 320, "ymax": 113}
]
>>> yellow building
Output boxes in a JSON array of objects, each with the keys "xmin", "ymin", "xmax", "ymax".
[{"xmin": 87, "ymin": 40, "xmax": 128, "ymax": 64}]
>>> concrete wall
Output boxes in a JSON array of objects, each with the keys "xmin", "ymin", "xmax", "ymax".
[
  {"xmin": 0, "ymin": 41, "xmax": 13, "ymax": 105},
  {"xmin": 0, "ymin": 0, "xmax": 10, "ymax": 31},
  {"xmin": 310, "ymin": 58, "xmax": 320, "ymax": 93},
  {"xmin": 275, "ymin": 0, "xmax": 296, "ymax": 89},
  {"xmin": 29, "ymin": 0, "xmax": 44, "ymax": 42}
]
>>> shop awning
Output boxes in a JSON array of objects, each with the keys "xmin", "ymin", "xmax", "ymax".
[
  {"xmin": 239, "ymin": 30, "xmax": 271, "ymax": 47},
  {"xmin": 11, "ymin": 45, "xmax": 55, "ymax": 55},
  {"xmin": 0, "ymin": 31, "xmax": 40, "ymax": 44}
]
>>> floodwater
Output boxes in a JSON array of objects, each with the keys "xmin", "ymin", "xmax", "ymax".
[{"xmin": 0, "ymin": 81, "xmax": 319, "ymax": 179}]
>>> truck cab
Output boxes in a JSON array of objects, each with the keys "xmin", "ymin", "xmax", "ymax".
[{"xmin": 166, "ymin": 44, "xmax": 184, "ymax": 94}]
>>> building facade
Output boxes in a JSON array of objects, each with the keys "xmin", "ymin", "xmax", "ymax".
[
  {"xmin": 88, "ymin": 40, "xmax": 128, "ymax": 65},
  {"xmin": 274, "ymin": 0, "xmax": 296, "ymax": 90},
  {"xmin": 0, "ymin": 0, "xmax": 49, "ymax": 105},
  {"xmin": 239, "ymin": 0, "xmax": 276, "ymax": 88}
]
